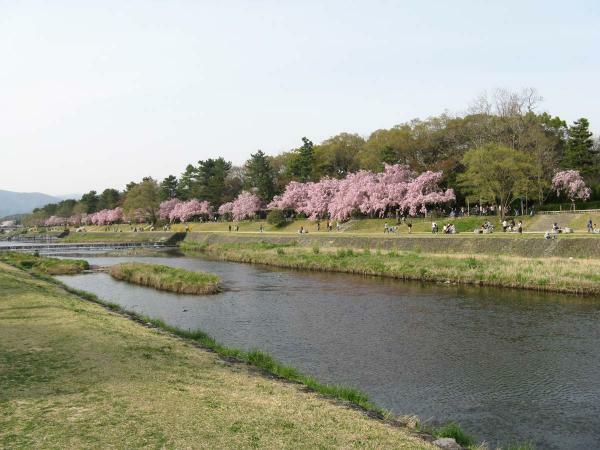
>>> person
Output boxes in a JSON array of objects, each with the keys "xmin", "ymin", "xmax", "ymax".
[
  {"xmin": 317, "ymin": 221, "xmax": 321, "ymax": 231},
  {"xmin": 502, "ymin": 219, "xmax": 508, "ymax": 232},
  {"xmin": 299, "ymin": 226, "xmax": 304, "ymax": 234},
  {"xmin": 407, "ymin": 222, "xmax": 412, "ymax": 234},
  {"xmin": 384, "ymin": 222, "xmax": 389, "ymax": 233},
  {"xmin": 517, "ymin": 221, "xmax": 523, "ymax": 234},
  {"xmin": 259, "ymin": 225, "xmax": 264, "ymax": 233},
  {"xmin": 553, "ymin": 222, "xmax": 559, "ymax": 233},
  {"xmin": 431, "ymin": 221, "xmax": 437, "ymax": 234},
  {"xmin": 228, "ymin": 224, "xmax": 231, "ymax": 232},
  {"xmin": 588, "ymin": 218, "xmax": 593, "ymax": 233}
]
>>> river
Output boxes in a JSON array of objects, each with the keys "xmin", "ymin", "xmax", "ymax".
[{"xmin": 56, "ymin": 255, "xmax": 600, "ymax": 449}]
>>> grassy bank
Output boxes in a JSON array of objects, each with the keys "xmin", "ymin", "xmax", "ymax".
[
  {"xmin": 110, "ymin": 262, "xmax": 220, "ymax": 294},
  {"xmin": 0, "ymin": 262, "xmax": 437, "ymax": 449},
  {"xmin": 0, "ymin": 251, "xmax": 88, "ymax": 274},
  {"xmin": 182, "ymin": 241, "xmax": 600, "ymax": 296}
]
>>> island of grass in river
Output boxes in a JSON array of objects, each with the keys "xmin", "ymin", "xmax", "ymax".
[
  {"xmin": 0, "ymin": 251, "xmax": 88, "ymax": 274},
  {"xmin": 110, "ymin": 262, "xmax": 220, "ymax": 294}
]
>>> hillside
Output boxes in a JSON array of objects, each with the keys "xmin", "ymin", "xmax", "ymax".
[{"xmin": 0, "ymin": 190, "xmax": 62, "ymax": 218}]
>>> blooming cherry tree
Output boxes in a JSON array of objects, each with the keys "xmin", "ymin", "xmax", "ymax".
[
  {"xmin": 552, "ymin": 170, "xmax": 591, "ymax": 208},
  {"xmin": 231, "ymin": 191, "xmax": 262, "ymax": 220}
]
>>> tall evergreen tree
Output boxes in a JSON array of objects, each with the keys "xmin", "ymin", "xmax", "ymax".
[
  {"xmin": 290, "ymin": 137, "xmax": 315, "ymax": 181},
  {"xmin": 563, "ymin": 118, "xmax": 594, "ymax": 174},
  {"xmin": 244, "ymin": 150, "xmax": 275, "ymax": 201},
  {"xmin": 159, "ymin": 175, "xmax": 179, "ymax": 201},
  {"xmin": 196, "ymin": 158, "xmax": 232, "ymax": 206},
  {"xmin": 97, "ymin": 188, "xmax": 121, "ymax": 210},
  {"xmin": 79, "ymin": 190, "xmax": 99, "ymax": 213}
]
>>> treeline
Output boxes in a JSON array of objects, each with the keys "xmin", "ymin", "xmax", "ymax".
[{"xmin": 27, "ymin": 88, "xmax": 600, "ymax": 225}]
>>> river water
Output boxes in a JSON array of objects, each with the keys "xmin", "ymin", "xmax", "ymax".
[{"xmin": 56, "ymin": 255, "xmax": 600, "ymax": 449}]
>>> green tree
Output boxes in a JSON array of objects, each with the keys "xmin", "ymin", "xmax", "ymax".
[
  {"xmin": 55, "ymin": 199, "xmax": 78, "ymax": 217},
  {"xmin": 313, "ymin": 133, "xmax": 363, "ymax": 178},
  {"xmin": 244, "ymin": 150, "xmax": 275, "ymax": 201},
  {"xmin": 196, "ymin": 158, "xmax": 232, "ymax": 206},
  {"xmin": 289, "ymin": 137, "xmax": 315, "ymax": 181},
  {"xmin": 123, "ymin": 178, "xmax": 161, "ymax": 223},
  {"xmin": 159, "ymin": 175, "xmax": 179, "ymax": 201},
  {"xmin": 97, "ymin": 189, "xmax": 121, "ymax": 210},
  {"xmin": 458, "ymin": 144, "xmax": 534, "ymax": 219},
  {"xmin": 79, "ymin": 191, "xmax": 99, "ymax": 213},
  {"xmin": 563, "ymin": 118, "xmax": 594, "ymax": 174}
]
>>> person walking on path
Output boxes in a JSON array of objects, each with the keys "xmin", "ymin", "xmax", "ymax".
[
  {"xmin": 407, "ymin": 222, "xmax": 412, "ymax": 234},
  {"xmin": 588, "ymin": 218, "xmax": 594, "ymax": 233}
]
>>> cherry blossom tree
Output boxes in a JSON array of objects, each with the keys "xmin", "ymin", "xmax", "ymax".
[
  {"xmin": 169, "ymin": 199, "xmax": 213, "ymax": 222},
  {"xmin": 271, "ymin": 164, "xmax": 455, "ymax": 221},
  {"xmin": 231, "ymin": 191, "xmax": 262, "ymax": 220},
  {"xmin": 159, "ymin": 198, "xmax": 181, "ymax": 220},
  {"xmin": 218, "ymin": 201, "xmax": 234, "ymax": 217},
  {"xmin": 552, "ymin": 170, "xmax": 591, "ymax": 209},
  {"xmin": 267, "ymin": 181, "xmax": 311, "ymax": 212},
  {"xmin": 44, "ymin": 216, "xmax": 67, "ymax": 227}
]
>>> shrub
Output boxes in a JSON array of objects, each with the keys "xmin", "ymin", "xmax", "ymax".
[
  {"xmin": 266, "ymin": 209, "xmax": 286, "ymax": 227},
  {"xmin": 433, "ymin": 422, "xmax": 474, "ymax": 447},
  {"xmin": 276, "ymin": 248, "xmax": 285, "ymax": 255}
]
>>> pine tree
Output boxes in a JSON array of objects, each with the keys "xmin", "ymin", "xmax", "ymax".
[
  {"xmin": 159, "ymin": 175, "xmax": 179, "ymax": 201},
  {"xmin": 244, "ymin": 150, "xmax": 275, "ymax": 201},
  {"xmin": 290, "ymin": 137, "xmax": 315, "ymax": 181},
  {"xmin": 563, "ymin": 118, "xmax": 594, "ymax": 174}
]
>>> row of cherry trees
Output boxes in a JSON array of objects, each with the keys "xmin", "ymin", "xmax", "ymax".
[
  {"xmin": 44, "ymin": 207, "xmax": 125, "ymax": 227},
  {"xmin": 267, "ymin": 164, "xmax": 456, "ymax": 220},
  {"xmin": 42, "ymin": 167, "xmax": 590, "ymax": 227}
]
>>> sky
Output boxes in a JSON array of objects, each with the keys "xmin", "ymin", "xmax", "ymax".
[{"xmin": 1, "ymin": 0, "xmax": 599, "ymax": 196}]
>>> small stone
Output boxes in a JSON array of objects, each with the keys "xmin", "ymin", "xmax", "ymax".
[{"xmin": 433, "ymin": 437, "xmax": 461, "ymax": 449}]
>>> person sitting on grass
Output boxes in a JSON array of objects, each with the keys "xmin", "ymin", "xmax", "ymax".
[{"xmin": 553, "ymin": 222, "xmax": 560, "ymax": 234}]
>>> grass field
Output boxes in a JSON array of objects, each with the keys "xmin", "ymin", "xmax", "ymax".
[
  {"xmin": 110, "ymin": 262, "xmax": 220, "ymax": 294},
  {"xmin": 183, "ymin": 241, "xmax": 600, "ymax": 295},
  {"xmin": 0, "ymin": 252, "xmax": 89, "ymax": 275},
  {"xmin": 65, "ymin": 213, "xmax": 599, "ymax": 235},
  {"xmin": 0, "ymin": 262, "xmax": 435, "ymax": 449}
]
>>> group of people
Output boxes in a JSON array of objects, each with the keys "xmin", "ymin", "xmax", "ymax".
[
  {"xmin": 501, "ymin": 219, "xmax": 523, "ymax": 233},
  {"xmin": 473, "ymin": 221, "xmax": 495, "ymax": 234},
  {"xmin": 587, "ymin": 218, "xmax": 600, "ymax": 234},
  {"xmin": 430, "ymin": 221, "xmax": 457, "ymax": 234}
]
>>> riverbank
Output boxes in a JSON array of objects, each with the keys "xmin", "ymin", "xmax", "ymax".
[
  {"xmin": 110, "ymin": 262, "xmax": 220, "ymax": 294},
  {"xmin": 184, "ymin": 232, "xmax": 600, "ymax": 259},
  {"xmin": 0, "ymin": 262, "xmax": 436, "ymax": 449},
  {"xmin": 182, "ymin": 241, "xmax": 600, "ymax": 296}
]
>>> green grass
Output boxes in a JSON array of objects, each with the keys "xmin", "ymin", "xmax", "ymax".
[
  {"xmin": 432, "ymin": 422, "xmax": 474, "ymax": 447},
  {"xmin": 109, "ymin": 262, "xmax": 220, "ymax": 294},
  {"xmin": 189, "ymin": 242, "xmax": 600, "ymax": 295},
  {"xmin": 0, "ymin": 262, "xmax": 433, "ymax": 448},
  {"xmin": 0, "ymin": 251, "xmax": 88, "ymax": 275}
]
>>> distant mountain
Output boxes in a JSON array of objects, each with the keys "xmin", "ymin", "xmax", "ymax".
[{"xmin": 0, "ymin": 190, "xmax": 63, "ymax": 217}]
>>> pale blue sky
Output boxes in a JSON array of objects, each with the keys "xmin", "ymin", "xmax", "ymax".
[{"xmin": 1, "ymin": 0, "xmax": 599, "ymax": 195}]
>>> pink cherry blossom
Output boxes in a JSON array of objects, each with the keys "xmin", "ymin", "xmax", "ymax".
[
  {"xmin": 552, "ymin": 170, "xmax": 591, "ymax": 202},
  {"xmin": 230, "ymin": 191, "xmax": 262, "ymax": 220}
]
